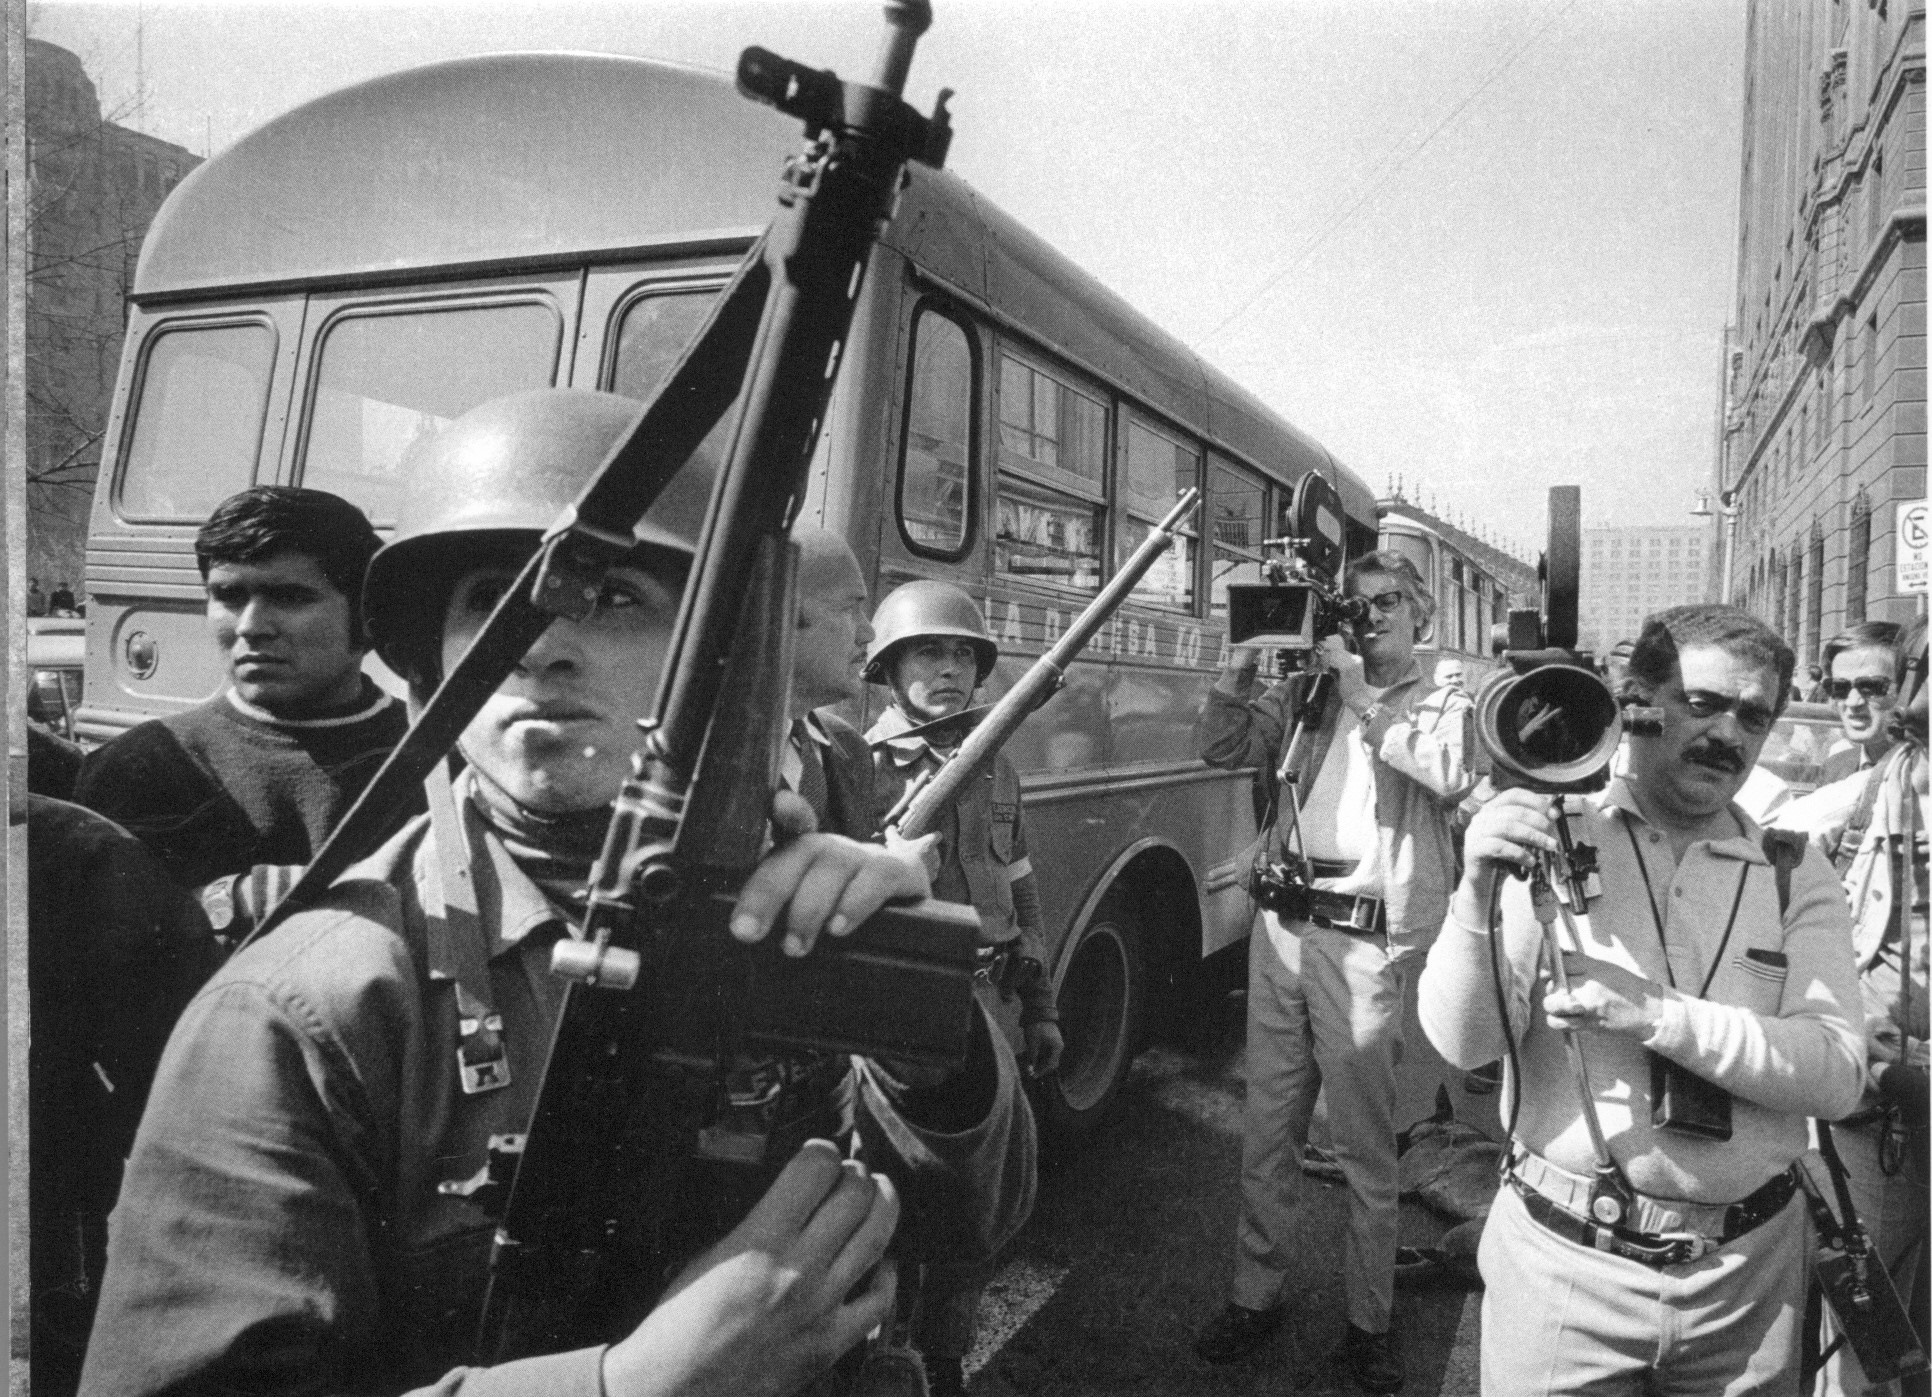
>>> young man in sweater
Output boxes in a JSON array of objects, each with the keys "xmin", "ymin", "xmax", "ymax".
[{"xmin": 74, "ymin": 486, "xmax": 410, "ymax": 894}]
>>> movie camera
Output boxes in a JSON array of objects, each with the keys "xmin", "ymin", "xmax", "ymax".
[
  {"xmin": 1226, "ymin": 472, "xmax": 1367, "ymax": 657},
  {"xmin": 1474, "ymin": 485, "xmax": 1658, "ymax": 795}
]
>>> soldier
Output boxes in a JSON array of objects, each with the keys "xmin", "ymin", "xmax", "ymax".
[
  {"xmin": 863, "ymin": 579, "xmax": 1062, "ymax": 1396},
  {"xmin": 80, "ymin": 390, "xmax": 1036, "ymax": 1397}
]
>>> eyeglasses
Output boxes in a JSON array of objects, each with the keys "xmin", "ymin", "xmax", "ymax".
[
  {"xmin": 1826, "ymin": 676, "xmax": 1894, "ymax": 702},
  {"xmin": 1353, "ymin": 590, "xmax": 1408, "ymax": 615},
  {"xmin": 1679, "ymin": 689, "xmax": 1777, "ymax": 736}
]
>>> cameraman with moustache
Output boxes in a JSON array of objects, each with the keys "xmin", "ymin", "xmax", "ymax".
[
  {"xmin": 1193, "ymin": 550, "xmax": 1474, "ymax": 1393},
  {"xmin": 1421, "ymin": 604, "xmax": 1866, "ymax": 1394}
]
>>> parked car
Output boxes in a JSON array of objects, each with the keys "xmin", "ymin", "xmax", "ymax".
[
  {"xmin": 27, "ymin": 616, "xmax": 86, "ymax": 742},
  {"xmin": 1754, "ymin": 700, "xmax": 1847, "ymax": 801}
]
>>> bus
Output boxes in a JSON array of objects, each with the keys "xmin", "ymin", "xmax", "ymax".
[
  {"xmin": 76, "ymin": 51, "xmax": 1379, "ymax": 1137},
  {"xmin": 1378, "ymin": 494, "xmax": 1539, "ymax": 693}
]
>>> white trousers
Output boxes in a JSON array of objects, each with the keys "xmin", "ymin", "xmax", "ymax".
[
  {"xmin": 1479, "ymin": 1180, "xmax": 1810, "ymax": 1396},
  {"xmin": 1231, "ymin": 913, "xmax": 1407, "ymax": 1332}
]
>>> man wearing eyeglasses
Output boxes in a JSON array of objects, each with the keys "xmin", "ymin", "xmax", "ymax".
[
  {"xmin": 1422, "ymin": 603, "xmax": 1864, "ymax": 1394},
  {"xmin": 1193, "ymin": 550, "xmax": 1474, "ymax": 1393},
  {"xmin": 1817, "ymin": 622, "xmax": 1904, "ymax": 786},
  {"xmin": 1774, "ymin": 618, "xmax": 1927, "ymax": 1397}
]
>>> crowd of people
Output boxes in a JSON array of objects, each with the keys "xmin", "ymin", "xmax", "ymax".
[{"xmin": 25, "ymin": 383, "xmax": 1928, "ymax": 1397}]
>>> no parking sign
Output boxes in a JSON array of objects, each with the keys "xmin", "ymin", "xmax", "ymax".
[{"xmin": 1901, "ymin": 501, "xmax": 1929, "ymax": 594}]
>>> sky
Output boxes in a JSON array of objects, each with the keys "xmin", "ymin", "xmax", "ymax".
[{"xmin": 30, "ymin": 0, "xmax": 1750, "ymax": 560}]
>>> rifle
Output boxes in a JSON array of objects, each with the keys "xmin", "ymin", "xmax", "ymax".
[
  {"xmin": 217, "ymin": 0, "xmax": 969, "ymax": 1360},
  {"xmin": 891, "ymin": 488, "xmax": 1201, "ymax": 839}
]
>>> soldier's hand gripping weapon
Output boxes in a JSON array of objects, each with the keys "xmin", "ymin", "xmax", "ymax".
[
  {"xmin": 882, "ymin": 488, "xmax": 1202, "ymax": 837},
  {"xmin": 240, "ymin": 0, "xmax": 974, "ymax": 1361}
]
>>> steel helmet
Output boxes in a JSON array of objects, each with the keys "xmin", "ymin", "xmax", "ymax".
[
  {"xmin": 363, "ymin": 388, "xmax": 703, "ymax": 687},
  {"xmin": 863, "ymin": 579, "xmax": 997, "ymax": 686}
]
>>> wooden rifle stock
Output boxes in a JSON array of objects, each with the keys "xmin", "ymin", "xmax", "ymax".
[{"xmin": 897, "ymin": 487, "xmax": 1200, "ymax": 840}]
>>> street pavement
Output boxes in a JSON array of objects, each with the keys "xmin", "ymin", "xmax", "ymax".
[{"xmin": 963, "ymin": 987, "xmax": 1496, "ymax": 1395}]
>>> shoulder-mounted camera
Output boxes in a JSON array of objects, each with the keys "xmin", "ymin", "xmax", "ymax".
[{"xmin": 1226, "ymin": 472, "xmax": 1367, "ymax": 661}]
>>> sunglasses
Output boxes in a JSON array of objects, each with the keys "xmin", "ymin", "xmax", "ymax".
[
  {"xmin": 1826, "ymin": 676, "xmax": 1894, "ymax": 702},
  {"xmin": 1351, "ymin": 590, "xmax": 1408, "ymax": 616},
  {"xmin": 1679, "ymin": 689, "xmax": 1777, "ymax": 736}
]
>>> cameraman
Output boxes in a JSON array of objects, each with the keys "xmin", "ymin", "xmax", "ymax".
[
  {"xmin": 1774, "ymin": 616, "xmax": 1926, "ymax": 1397},
  {"xmin": 1421, "ymin": 604, "xmax": 1865, "ymax": 1393},
  {"xmin": 1192, "ymin": 550, "xmax": 1474, "ymax": 1393}
]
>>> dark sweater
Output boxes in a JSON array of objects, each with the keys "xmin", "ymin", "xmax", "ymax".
[{"xmin": 73, "ymin": 680, "xmax": 412, "ymax": 890}]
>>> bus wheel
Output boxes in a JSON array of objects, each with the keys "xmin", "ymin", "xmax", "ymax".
[{"xmin": 1038, "ymin": 894, "xmax": 1143, "ymax": 1147}]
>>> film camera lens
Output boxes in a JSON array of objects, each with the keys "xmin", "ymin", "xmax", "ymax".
[{"xmin": 1475, "ymin": 663, "xmax": 1623, "ymax": 792}]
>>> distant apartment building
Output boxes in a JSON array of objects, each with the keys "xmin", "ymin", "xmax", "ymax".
[
  {"xmin": 1581, "ymin": 525, "xmax": 1709, "ymax": 653},
  {"xmin": 1709, "ymin": 0, "xmax": 1925, "ymax": 665},
  {"xmin": 26, "ymin": 38, "xmax": 201, "ymax": 590}
]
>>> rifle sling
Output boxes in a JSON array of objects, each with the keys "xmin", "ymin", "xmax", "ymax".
[{"xmin": 423, "ymin": 764, "xmax": 512, "ymax": 1095}]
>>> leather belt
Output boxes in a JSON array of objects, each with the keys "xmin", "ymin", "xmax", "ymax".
[
  {"xmin": 1303, "ymin": 887, "xmax": 1386, "ymax": 936},
  {"xmin": 975, "ymin": 941, "xmax": 1015, "ymax": 983},
  {"xmin": 1508, "ymin": 1155, "xmax": 1799, "ymax": 1268}
]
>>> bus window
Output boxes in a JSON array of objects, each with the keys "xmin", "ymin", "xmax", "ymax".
[
  {"xmin": 1385, "ymin": 529, "xmax": 1433, "ymax": 593},
  {"xmin": 607, "ymin": 288, "xmax": 736, "ymax": 499},
  {"xmin": 1208, "ymin": 457, "xmax": 1266, "ymax": 616},
  {"xmin": 1444, "ymin": 558, "xmax": 1465, "ymax": 652},
  {"xmin": 118, "ymin": 322, "xmax": 275, "ymax": 520},
  {"xmin": 302, "ymin": 301, "xmax": 561, "ymax": 523},
  {"xmin": 898, "ymin": 305, "xmax": 975, "ymax": 558},
  {"xmin": 996, "ymin": 348, "xmax": 1106, "ymax": 592},
  {"xmin": 1463, "ymin": 565, "xmax": 1483, "ymax": 658},
  {"xmin": 1118, "ymin": 413, "xmax": 1199, "ymax": 612}
]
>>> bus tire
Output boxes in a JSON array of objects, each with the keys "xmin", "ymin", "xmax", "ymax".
[{"xmin": 1037, "ymin": 893, "xmax": 1143, "ymax": 1148}]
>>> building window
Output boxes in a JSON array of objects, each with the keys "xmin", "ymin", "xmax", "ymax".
[
  {"xmin": 995, "ymin": 347, "xmax": 1107, "ymax": 592},
  {"xmin": 1864, "ymin": 315, "xmax": 1879, "ymax": 402},
  {"xmin": 1806, "ymin": 529, "xmax": 1824, "ymax": 663},
  {"xmin": 896, "ymin": 304, "xmax": 976, "ymax": 559},
  {"xmin": 1845, "ymin": 500, "xmax": 1871, "ymax": 623}
]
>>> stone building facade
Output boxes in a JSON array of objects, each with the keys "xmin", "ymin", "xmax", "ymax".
[
  {"xmin": 26, "ymin": 38, "xmax": 199, "ymax": 595},
  {"xmin": 1712, "ymin": 0, "xmax": 1925, "ymax": 665}
]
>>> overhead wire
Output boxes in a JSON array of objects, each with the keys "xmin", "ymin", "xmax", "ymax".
[{"xmin": 1193, "ymin": 0, "xmax": 1582, "ymax": 350}]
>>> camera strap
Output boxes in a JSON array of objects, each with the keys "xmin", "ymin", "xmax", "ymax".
[
  {"xmin": 423, "ymin": 762, "xmax": 513, "ymax": 1096},
  {"xmin": 1621, "ymin": 818, "xmax": 1750, "ymax": 998},
  {"xmin": 1262, "ymin": 668, "xmax": 1340, "ymax": 876}
]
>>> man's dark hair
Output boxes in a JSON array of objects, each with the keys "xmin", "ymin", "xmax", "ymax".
[
  {"xmin": 1620, "ymin": 604, "xmax": 1796, "ymax": 717},
  {"xmin": 195, "ymin": 487, "xmax": 382, "ymax": 640},
  {"xmin": 1819, "ymin": 620, "xmax": 1901, "ymax": 675}
]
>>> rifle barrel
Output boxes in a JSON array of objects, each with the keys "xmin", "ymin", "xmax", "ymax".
[{"xmin": 898, "ymin": 487, "xmax": 1200, "ymax": 839}]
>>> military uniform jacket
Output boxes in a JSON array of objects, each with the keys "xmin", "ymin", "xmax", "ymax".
[{"xmin": 80, "ymin": 778, "xmax": 1037, "ymax": 1397}]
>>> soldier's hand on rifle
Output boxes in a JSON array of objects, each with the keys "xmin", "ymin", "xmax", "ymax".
[
  {"xmin": 731, "ymin": 790, "xmax": 933, "ymax": 956},
  {"xmin": 884, "ymin": 823, "xmax": 943, "ymax": 881},
  {"xmin": 1025, "ymin": 1021, "xmax": 1065, "ymax": 1077},
  {"xmin": 604, "ymin": 1138, "xmax": 899, "ymax": 1397}
]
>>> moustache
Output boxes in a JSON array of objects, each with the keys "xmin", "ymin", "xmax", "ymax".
[{"xmin": 1683, "ymin": 742, "xmax": 1745, "ymax": 775}]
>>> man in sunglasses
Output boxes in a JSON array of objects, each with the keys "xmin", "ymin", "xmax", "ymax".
[
  {"xmin": 1816, "ymin": 621, "xmax": 1904, "ymax": 786},
  {"xmin": 1423, "ymin": 603, "xmax": 1863, "ymax": 1394},
  {"xmin": 1193, "ymin": 550, "xmax": 1475, "ymax": 1393},
  {"xmin": 1775, "ymin": 617, "xmax": 1927, "ymax": 1397}
]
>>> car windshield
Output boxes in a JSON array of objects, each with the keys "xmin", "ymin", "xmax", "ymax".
[{"xmin": 1755, "ymin": 703, "xmax": 1845, "ymax": 796}]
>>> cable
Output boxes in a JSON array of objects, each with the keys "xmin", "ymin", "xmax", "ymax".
[{"xmin": 1194, "ymin": 0, "xmax": 1582, "ymax": 350}]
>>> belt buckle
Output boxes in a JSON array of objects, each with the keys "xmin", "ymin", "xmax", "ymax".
[
  {"xmin": 1349, "ymin": 895, "xmax": 1378, "ymax": 932},
  {"xmin": 1652, "ymin": 1230, "xmax": 1712, "ymax": 1263}
]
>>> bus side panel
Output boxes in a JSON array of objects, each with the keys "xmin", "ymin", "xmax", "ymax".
[{"xmin": 79, "ymin": 299, "xmax": 307, "ymax": 740}]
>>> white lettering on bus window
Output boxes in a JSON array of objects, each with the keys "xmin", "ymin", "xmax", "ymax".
[
  {"xmin": 1043, "ymin": 609, "xmax": 1063, "ymax": 646},
  {"xmin": 1002, "ymin": 601, "xmax": 1022, "ymax": 649}
]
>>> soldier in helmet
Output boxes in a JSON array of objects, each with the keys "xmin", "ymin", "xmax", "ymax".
[
  {"xmin": 863, "ymin": 579, "xmax": 1061, "ymax": 1397},
  {"xmin": 80, "ymin": 391, "xmax": 1036, "ymax": 1397}
]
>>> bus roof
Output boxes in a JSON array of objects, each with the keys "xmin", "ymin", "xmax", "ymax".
[
  {"xmin": 134, "ymin": 49, "xmax": 1373, "ymax": 521},
  {"xmin": 133, "ymin": 52, "xmax": 799, "ymax": 298}
]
